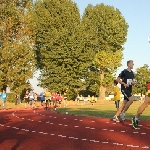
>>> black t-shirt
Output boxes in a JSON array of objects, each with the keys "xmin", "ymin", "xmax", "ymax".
[{"xmin": 118, "ymin": 69, "xmax": 134, "ymax": 92}]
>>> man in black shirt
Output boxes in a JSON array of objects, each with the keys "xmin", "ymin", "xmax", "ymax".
[{"xmin": 113, "ymin": 60, "xmax": 136, "ymax": 122}]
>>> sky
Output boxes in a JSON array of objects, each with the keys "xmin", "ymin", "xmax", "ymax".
[{"xmin": 30, "ymin": 0, "xmax": 150, "ymax": 94}]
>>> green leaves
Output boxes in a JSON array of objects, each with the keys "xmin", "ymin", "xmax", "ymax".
[
  {"xmin": 81, "ymin": 4, "xmax": 128, "ymax": 99},
  {"xmin": 132, "ymin": 64, "xmax": 150, "ymax": 95},
  {"xmin": 0, "ymin": 0, "xmax": 35, "ymax": 92}
]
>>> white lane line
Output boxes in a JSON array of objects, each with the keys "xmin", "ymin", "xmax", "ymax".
[
  {"xmin": 110, "ymin": 130, "xmax": 114, "ymax": 132},
  {"xmin": 133, "ymin": 132, "xmax": 139, "ymax": 134},
  {"xmin": 102, "ymin": 142, "xmax": 109, "ymax": 144},
  {"xmin": 141, "ymin": 146, "xmax": 149, "ymax": 149},
  {"xmin": 39, "ymin": 132, "xmax": 43, "ymax": 133},
  {"xmin": 43, "ymin": 133, "xmax": 48, "ymax": 135},
  {"xmin": 62, "ymin": 136, "xmax": 66, "ymax": 138},
  {"xmin": 90, "ymin": 140, "xmax": 95, "ymax": 142}
]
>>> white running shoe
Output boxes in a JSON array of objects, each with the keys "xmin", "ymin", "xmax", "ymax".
[
  {"xmin": 120, "ymin": 112, "xmax": 125, "ymax": 121},
  {"xmin": 113, "ymin": 116, "xmax": 120, "ymax": 122}
]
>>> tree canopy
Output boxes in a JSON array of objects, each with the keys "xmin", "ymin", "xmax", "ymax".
[
  {"xmin": 132, "ymin": 64, "xmax": 150, "ymax": 96},
  {"xmin": 0, "ymin": 0, "xmax": 35, "ymax": 92},
  {"xmin": 32, "ymin": 0, "xmax": 94, "ymax": 95},
  {"xmin": 81, "ymin": 4, "xmax": 128, "ymax": 100}
]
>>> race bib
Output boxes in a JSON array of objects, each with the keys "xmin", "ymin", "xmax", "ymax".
[{"xmin": 127, "ymin": 79, "xmax": 132, "ymax": 85}]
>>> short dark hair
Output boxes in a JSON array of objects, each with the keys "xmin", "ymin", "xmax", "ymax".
[
  {"xmin": 114, "ymin": 80, "xmax": 118, "ymax": 85},
  {"xmin": 127, "ymin": 60, "xmax": 133, "ymax": 66}
]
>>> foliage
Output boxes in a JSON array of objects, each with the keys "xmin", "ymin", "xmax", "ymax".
[
  {"xmin": 0, "ymin": 0, "xmax": 35, "ymax": 92},
  {"xmin": 81, "ymin": 3, "xmax": 128, "ymax": 100},
  {"xmin": 32, "ymin": 0, "xmax": 90, "ymax": 93},
  {"xmin": 132, "ymin": 64, "xmax": 150, "ymax": 95}
]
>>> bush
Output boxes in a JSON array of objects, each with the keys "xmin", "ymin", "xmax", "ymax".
[{"xmin": 7, "ymin": 93, "xmax": 16, "ymax": 103}]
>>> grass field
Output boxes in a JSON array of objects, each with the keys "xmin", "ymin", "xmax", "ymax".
[
  {"xmin": 56, "ymin": 100, "xmax": 150, "ymax": 121},
  {"xmin": 1, "ymin": 100, "xmax": 149, "ymax": 121}
]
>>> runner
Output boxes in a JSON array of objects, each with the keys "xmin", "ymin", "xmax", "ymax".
[
  {"xmin": 58, "ymin": 94, "xmax": 63, "ymax": 108},
  {"xmin": 1, "ymin": 90, "xmax": 7, "ymax": 110},
  {"xmin": 34, "ymin": 93, "xmax": 38, "ymax": 108},
  {"xmin": 15, "ymin": 91, "xmax": 20, "ymax": 107},
  {"xmin": 29, "ymin": 89, "xmax": 34, "ymax": 109},
  {"xmin": 44, "ymin": 89, "xmax": 51, "ymax": 110},
  {"xmin": 132, "ymin": 82, "xmax": 150, "ymax": 129},
  {"xmin": 113, "ymin": 60, "xmax": 136, "ymax": 122},
  {"xmin": 24, "ymin": 90, "xmax": 29, "ymax": 109},
  {"xmin": 40, "ymin": 91, "xmax": 45, "ymax": 107},
  {"xmin": 113, "ymin": 80, "xmax": 121, "ymax": 111}
]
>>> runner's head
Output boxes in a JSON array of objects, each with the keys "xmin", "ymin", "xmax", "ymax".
[
  {"xmin": 127, "ymin": 60, "xmax": 134, "ymax": 69},
  {"xmin": 114, "ymin": 80, "xmax": 118, "ymax": 86}
]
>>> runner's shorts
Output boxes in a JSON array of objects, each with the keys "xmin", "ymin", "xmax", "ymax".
[{"xmin": 121, "ymin": 89, "xmax": 132, "ymax": 101}]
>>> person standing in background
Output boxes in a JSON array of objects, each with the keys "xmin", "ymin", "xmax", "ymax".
[
  {"xmin": 1, "ymin": 90, "xmax": 7, "ymax": 110},
  {"xmin": 113, "ymin": 80, "xmax": 121, "ymax": 111}
]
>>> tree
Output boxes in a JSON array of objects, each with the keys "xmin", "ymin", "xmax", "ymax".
[
  {"xmin": 0, "ymin": 0, "xmax": 35, "ymax": 92},
  {"xmin": 81, "ymin": 4, "xmax": 128, "ymax": 100},
  {"xmin": 32, "ymin": 0, "xmax": 91, "ymax": 94},
  {"xmin": 132, "ymin": 64, "xmax": 150, "ymax": 96}
]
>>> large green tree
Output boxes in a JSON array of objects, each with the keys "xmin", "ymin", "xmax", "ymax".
[
  {"xmin": 132, "ymin": 64, "xmax": 150, "ymax": 96},
  {"xmin": 32, "ymin": 0, "xmax": 92, "ymax": 94},
  {"xmin": 81, "ymin": 4, "xmax": 128, "ymax": 100},
  {"xmin": 0, "ymin": 0, "xmax": 35, "ymax": 92}
]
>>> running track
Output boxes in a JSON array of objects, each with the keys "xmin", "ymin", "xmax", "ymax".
[{"xmin": 0, "ymin": 108, "xmax": 150, "ymax": 150}]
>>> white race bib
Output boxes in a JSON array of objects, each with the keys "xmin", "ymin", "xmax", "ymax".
[{"xmin": 127, "ymin": 79, "xmax": 132, "ymax": 85}]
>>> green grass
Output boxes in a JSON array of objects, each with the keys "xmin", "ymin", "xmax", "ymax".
[{"xmin": 56, "ymin": 100, "xmax": 150, "ymax": 121}]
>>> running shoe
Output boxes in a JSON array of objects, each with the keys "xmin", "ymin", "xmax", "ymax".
[
  {"xmin": 120, "ymin": 112, "xmax": 125, "ymax": 121},
  {"xmin": 132, "ymin": 117, "xmax": 139, "ymax": 129},
  {"xmin": 113, "ymin": 116, "xmax": 120, "ymax": 122}
]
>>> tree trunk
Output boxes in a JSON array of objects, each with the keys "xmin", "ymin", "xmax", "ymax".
[{"xmin": 99, "ymin": 70, "xmax": 106, "ymax": 101}]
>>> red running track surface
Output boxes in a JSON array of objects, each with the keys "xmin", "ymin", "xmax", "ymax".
[{"xmin": 0, "ymin": 108, "xmax": 150, "ymax": 150}]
